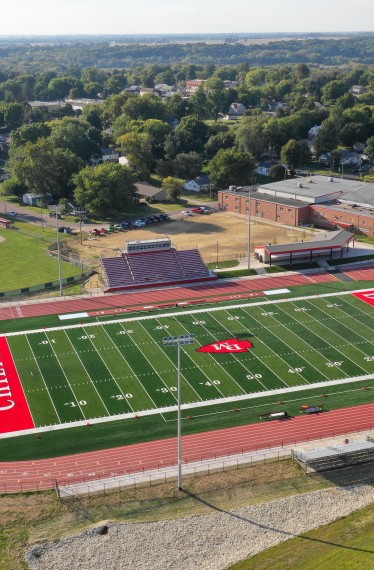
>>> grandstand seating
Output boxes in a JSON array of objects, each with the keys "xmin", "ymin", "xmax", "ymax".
[{"xmin": 101, "ymin": 248, "xmax": 215, "ymax": 292}]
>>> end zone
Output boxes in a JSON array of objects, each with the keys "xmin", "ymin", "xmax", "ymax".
[{"xmin": 0, "ymin": 337, "xmax": 35, "ymax": 434}]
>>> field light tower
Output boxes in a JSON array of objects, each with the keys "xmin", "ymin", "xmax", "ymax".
[{"xmin": 163, "ymin": 334, "xmax": 195, "ymax": 490}]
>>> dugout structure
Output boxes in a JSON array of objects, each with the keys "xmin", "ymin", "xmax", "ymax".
[
  {"xmin": 292, "ymin": 440, "xmax": 374, "ymax": 473},
  {"xmin": 101, "ymin": 237, "xmax": 217, "ymax": 292}
]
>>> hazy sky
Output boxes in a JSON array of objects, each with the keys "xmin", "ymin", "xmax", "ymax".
[{"xmin": 1, "ymin": 0, "xmax": 374, "ymax": 35}]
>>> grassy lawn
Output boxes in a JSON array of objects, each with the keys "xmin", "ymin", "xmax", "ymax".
[
  {"xmin": 230, "ymin": 503, "xmax": 374, "ymax": 570},
  {"xmin": 0, "ymin": 222, "xmax": 83, "ymax": 293},
  {"xmin": 217, "ymin": 268, "xmax": 257, "ymax": 278},
  {"xmin": 207, "ymin": 259, "xmax": 240, "ymax": 269}
]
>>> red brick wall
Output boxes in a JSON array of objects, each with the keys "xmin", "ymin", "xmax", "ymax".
[{"xmin": 218, "ymin": 191, "xmax": 374, "ymax": 237}]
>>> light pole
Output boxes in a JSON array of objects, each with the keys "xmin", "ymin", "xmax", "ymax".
[
  {"xmin": 163, "ymin": 334, "xmax": 195, "ymax": 490},
  {"xmin": 54, "ymin": 206, "xmax": 63, "ymax": 295}
]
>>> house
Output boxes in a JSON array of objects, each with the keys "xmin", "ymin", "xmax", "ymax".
[
  {"xmin": 118, "ymin": 156, "xmax": 130, "ymax": 166},
  {"xmin": 318, "ymin": 150, "xmax": 361, "ymax": 166},
  {"xmin": 308, "ymin": 125, "xmax": 322, "ymax": 141},
  {"xmin": 256, "ymin": 161, "xmax": 283, "ymax": 177},
  {"xmin": 0, "ymin": 135, "xmax": 10, "ymax": 152},
  {"xmin": 135, "ymin": 182, "xmax": 168, "ymax": 202},
  {"xmin": 22, "ymin": 193, "xmax": 52, "ymax": 206},
  {"xmin": 154, "ymin": 84, "xmax": 175, "ymax": 94},
  {"xmin": 0, "ymin": 168, "xmax": 9, "ymax": 182},
  {"xmin": 27, "ymin": 100, "xmax": 66, "ymax": 113},
  {"xmin": 185, "ymin": 80, "xmax": 206, "ymax": 93},
  {"xmin": 340, "ymin": 150, "xmax": 361, "ymax": 166},
  {"xmin": 139, "ymin": 87, "xmax": 161, "ymax": 97},
  {"xmin": 101, "ymin": 148, "xmax": 119, "ymax": 162},
  {"xmin": 228, "ymin": 102, "xmax": 246, "ymax": 116},
  {"xmin": 184, "ymin": 175, "xmax": 212, "ymax": 192},
  {"xmin": 223, "ymin": 80, "xmax": 239, "ymax": 89},
  {"xmin": 351, "ymin": 85, "xmax": 364, "ymax": 95},
  {"xmin": 64, "ymin": 98, "xmax": 104, "ymax": 111}
]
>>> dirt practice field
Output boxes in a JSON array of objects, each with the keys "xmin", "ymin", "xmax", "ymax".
[{"xmin": 77, "ymin": 212, "xmax": 311, "ymax": 270}]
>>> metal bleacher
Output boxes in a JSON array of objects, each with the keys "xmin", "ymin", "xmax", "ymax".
[{"xmin": 293, "ymin": 440, "xmax": 374, "ymax": 473}]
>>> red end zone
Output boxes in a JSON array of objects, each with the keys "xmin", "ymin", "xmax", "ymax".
[
  {"xmin": 0, "ymin": 337, "xmax": 35, "ymax": 434},
  {"xmin": 353, "ymin": 290, "xmax": 374, "ymax": 307}
]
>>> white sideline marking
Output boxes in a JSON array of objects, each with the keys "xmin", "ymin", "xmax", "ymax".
[
  {"xmin": 2, "ymin": 287, "xmax": 374, "ymax": 338},
  {"xmin": 1, "ymin": 373, "xmax": 373, "ymax": 440}
]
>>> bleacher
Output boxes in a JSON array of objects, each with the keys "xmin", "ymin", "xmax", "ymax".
[
  {"xmin": 293, "ymin": 441, "xmax": 374, "ymax": 473},
  {"xmin": 101, "ymin": 242, "xmax": 215, "ymax": 293}
]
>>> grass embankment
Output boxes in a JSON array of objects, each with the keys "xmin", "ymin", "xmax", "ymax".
[
  {"xmin": 2, "ymin": 458, "xmax": 374, "ymax": 570},
  {"xmin": 0, "ymin": 222, "xmax": 82, "ymax": 292},
  {"xmin": 230, "ymin": 502, "xmax": 374, "ymax": 570}
]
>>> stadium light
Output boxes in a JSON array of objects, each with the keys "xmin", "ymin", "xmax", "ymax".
[{"xmin": 163, "ymin": 334, "xmax": 195, "ymax": 490}]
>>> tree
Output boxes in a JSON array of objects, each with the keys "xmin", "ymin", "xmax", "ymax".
[
  {"xmin": 8, "ymin": 139, "xmax": 83, "ymax": 199},
  {"xmin": 314, "ymin": 119, "xmax": 340, "ymax": 156},
  {"xmin": 82, "ymin": 105, "xmax": 103, "ymax": 130},
  {"xmin": 117, "ymin": 131, "xmax": 154, "ymax": 176},
  {"xmin": 164, "ymin": 115, "xmax": 209, "ymax": 158},
  {"xmin": 208, "ymin": 148, "xmax": 255, "ymax": 190},
  {"xmin": 189, "ymin": 86, "xmax": 208, "ymax": 119},
  {"xmin": 162, "ymin": 177, "xmax": 184, "ymax": 201},
  {"xmin": 123, "ymin": 94, "xmax": 166, "ymax": 121},
  {"xmin": 280, "ymin": 139, "xmax": 311, "ymax": 173},
  {"xmin": 364, "ymin": 136, "xmax": 374, "ymax": 164},
  {"xmin": 11, "ymin": 123, "xmax": 51, "ymax": 149},
  {"xmin": 269, "ymin": 164, "xmax": 287, "ymax": 181},
  {"xmin": 205, "ymin": 76, "xmax": 227, "ymax": 121},
  {"xmin": 204, "ymin": 131, "xmax": 235, "ymax": 160},
  {"xmin": 174, "ymin": 152, "xmax": 202, "ymax": 179},
  {"xmin": 0, "ymin": 102, "xmax": 23, "ymax": 130},
  {"xmin": 73, "ymin": 163, "xmax": 136, "ymax": 217},
  {"xmin": 164, "ymin": 93, "xmax": 189, "ymax": 121},
  {"xmin": 236, "ymin": 114, "xmax": 269, "ymax": 159},
  {"xmin": 49, "ymin": 118, "xmax": 101, "ymax": 161}
]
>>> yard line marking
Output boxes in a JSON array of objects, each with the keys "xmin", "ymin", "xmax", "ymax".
[
  {"xmin": 174, "ymin": 314, "xmax": 247, "ymax": 396},
  {"xmin": 45, "ymin": 332, "xmax": 88, "ymax": 420},
  {"xmin": 62, "ymin": 331, "xmax": 111, "ymax": 415},
  {"xmin": 263, "ymin": 304, "xmax": 332, "ymax": 381},
  {"xmin": 291, "ymin": 299, "xmax": 369, "ymax": 375},
  {"xmin": 338, "ymin": 295, "xmax": 374, "ymax": 330},
  {"xmin": 310, "ymin": 297, "xmax": 374, "ymax": 364},
  {"xmin": 138, "ymin": 320, "xmax": 203, "ymax": 402},
  {"xmin": 25, "ymin": 335, "xmax": 61, "ymax": 423},
  {"xmin": 118, "ymin": 321, "xmax": 179, "ymax": 405},
  {"xmin": 83, "ymin": 326, "xmax": 136, "ymax": 413},
  {"xmin": 99, "ymin": 324, "xmax": 154, "ymax": 411}
]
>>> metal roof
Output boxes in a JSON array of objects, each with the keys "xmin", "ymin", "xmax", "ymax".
[{"xmin": 263, "ymin": 229, "xmax": 354, "ymax": 254}]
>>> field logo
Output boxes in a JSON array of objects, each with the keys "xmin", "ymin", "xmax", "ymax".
[{"xmin": 197, "ymin": 338, "xmax": 253, "ymax": 353}]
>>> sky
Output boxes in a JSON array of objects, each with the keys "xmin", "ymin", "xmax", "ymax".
[{"xmin": 1, "ymin": 0, "xmax": 374, "ymax": 36}]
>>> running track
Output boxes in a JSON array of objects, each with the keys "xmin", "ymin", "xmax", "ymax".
[
  {"xmin": 0, "ymin": 403, "xmax": 373, "ymax": 493},
  {"xmin": 0, "ymin": 269, "xmax": 362, "ymax": 322}
]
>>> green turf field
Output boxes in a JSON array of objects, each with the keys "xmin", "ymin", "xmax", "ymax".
[{"xmin": 5, "ymin": 288, "xmax": 374, "ymax": 431}]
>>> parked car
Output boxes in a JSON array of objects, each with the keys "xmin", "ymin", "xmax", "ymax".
[
  {"xmin": 7, "ymin": 211, "xmax": 17, "ymax": 217},
  {"xmin": 49, "ymin": 212, "xmax": 63, "ymax": 219},
  {"xmin": 181, "ymin": 210, "xmax": 193, "ymax": 217},
  {"xmin": 121, "ymin": 221, "xmax": 131, "ymax": 229},
  {"xmin": 191, "ymin": 207, "xmax": 204, "ymax": 214},
  {"xmin": 132, "ymin": 219, "xmax": 146, "ymax": 227},
  {"xmin": 89, "ymin": 228, "xmax": 101, "ymax": 236}
]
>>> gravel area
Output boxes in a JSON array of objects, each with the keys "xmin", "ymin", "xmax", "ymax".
[{"xmin": 27, "ymin": 485, "xmax": 374, "ymax": 570}]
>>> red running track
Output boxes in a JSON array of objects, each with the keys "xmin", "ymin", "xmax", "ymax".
[
  {"xmin": 0, "ymin": 403, "xmax": 373, "ymax": 493},
  {"xmin": 0, "ymin": 272, "xmax": 335, "ymax": 322}
]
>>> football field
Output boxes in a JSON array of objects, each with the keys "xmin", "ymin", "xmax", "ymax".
[{"xmin": 2, "ymin": 288, "xmax": 374, "ymax": 435}]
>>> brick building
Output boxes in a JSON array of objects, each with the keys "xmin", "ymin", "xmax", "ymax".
[{"xmin": 218, "ymin": 176, "xmax": 374, "ymax": 238}]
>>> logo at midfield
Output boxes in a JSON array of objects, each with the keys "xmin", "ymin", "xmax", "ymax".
[{"xmin": 197, "ymin": 338, "xmax": 253, "ymax": 354}]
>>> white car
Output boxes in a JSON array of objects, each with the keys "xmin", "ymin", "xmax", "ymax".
[
  {"xmin": 181, "ymin": 210, "xmax": 193, "ymax": 217},
  {"xmin": 7, "ymin": 211, "xmax": 17, "ymax": 217},
  {"xmin": 132, "ymin": 219, "xmax": 146, "ymax": 227}
]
